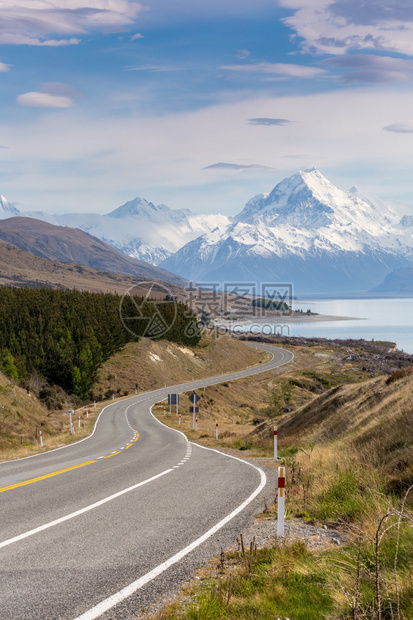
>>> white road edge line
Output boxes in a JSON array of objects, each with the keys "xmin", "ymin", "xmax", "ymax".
[
  {"xmin": 0, "ymin": 345, "xmax": 292, "ymax": 467},
  {"xmin": 74, "ymin": 423, "xmax": 266, "ymax": 620},
  {"xmin": 0, "ymin": 469, "xmax": 173, "ymax": 550}
]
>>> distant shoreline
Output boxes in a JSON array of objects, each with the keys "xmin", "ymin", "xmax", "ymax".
[{"xmin": 214, "ymin": 312, "xmax": 363, "ymax": 328}]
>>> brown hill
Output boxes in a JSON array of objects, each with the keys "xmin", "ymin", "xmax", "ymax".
[
  {"xmin": 0, "ymin": 217, "xmax": 186, "ymax": 287},
  {"xmin": 0, "ymin": 241, "xmax": 185, "ymax": 297}
]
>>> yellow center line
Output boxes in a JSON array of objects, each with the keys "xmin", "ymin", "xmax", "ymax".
[
  {"xmin": 125, "ymin": 443, "xmax": 133, "ymax": 449},
  {"xmin": 0, "ymin": 460, "xmax": 96, "ymax": 494},
  {"xmin": 104, "ymin": 451, "xmax": 122, "ymax": 459}
]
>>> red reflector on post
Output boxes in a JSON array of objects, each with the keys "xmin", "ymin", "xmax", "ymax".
[{"xmin": 278, "ymin": 477, "xmax": 285, "ymax": 489}]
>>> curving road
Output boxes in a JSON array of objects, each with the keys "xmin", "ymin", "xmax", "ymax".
[{"xmin": 0, "ymin": 342, "xmax": 293, "ymax": 619}]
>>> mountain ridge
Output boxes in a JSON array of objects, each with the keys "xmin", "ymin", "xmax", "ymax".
[
  {"xmin": 2, "ymin": 168, "xmax": 413, "ymax": 294},
  {"xmin": 160, "ymin": 168, "xmax": 413, "ymax": 293},
  {"xmin": 0, "ymin": 217, "xmax": 187, "ymax": 287}
]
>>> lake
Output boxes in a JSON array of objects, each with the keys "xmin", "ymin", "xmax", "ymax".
[{"xmin": 242, "ymin": 298, "xmax": 413, "ymax": 353}]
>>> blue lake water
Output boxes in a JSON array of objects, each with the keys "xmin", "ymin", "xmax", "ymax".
[{"xmin": 243, "ymin": 298, "xmax": 413, "ymax": 353}]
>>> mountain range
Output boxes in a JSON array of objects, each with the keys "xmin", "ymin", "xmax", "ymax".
[
  {"xmin": 2, "ymin": 168, "xmax": 413, "ymax": 294},
  {"xmin": 162, "ymin": 168, "xmax": 413, "ymax": 293}
]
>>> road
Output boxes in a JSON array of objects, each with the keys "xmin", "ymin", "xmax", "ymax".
[{"xmin": 0, "ymin": 342, "xmax": 293, "ymax": 619}]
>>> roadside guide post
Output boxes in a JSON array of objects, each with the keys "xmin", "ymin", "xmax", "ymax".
[
  {"xmin": 215, "ymin": 422, "xmax": 218, "ymax": 440},
  {"xmin": 274, "ymin": 425, "xmax": 278, "ymax": 460},
  {"xmin": 189, "ymin": 392, "xmax": 200, "ymax": 430},
  {"xmin": 168, "ymin": 394, "xmax": 178, "ymax": 416},
  {"xmin": 39, "ymin": 430, "xmax": 43, "ymax": 447},
  {"xmin": 66, "ymin": 409, "xmax": 74, "ymax": 434},
  {"xmin": 277, "ymin": 466, "xmax": 285, "ymax": 537}
]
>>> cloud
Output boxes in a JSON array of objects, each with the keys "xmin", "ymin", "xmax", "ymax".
[
  {"xmin": 383, "ymin": 122, "xmax": 413, "ymax": 133},
  {"xmin": 0, "ymin": 1, "xmax": 143, "ymax": 46},
  {"xmin": 0, "ymin": 34, "xmax": 80, "ymax": 46},
  {"xmin": 236, "ymin": 49, "xmax": 251, "ymax": 59},
  {"xmin": 203, "ymin": 162, "xmax": 275, "ymax": 171},
  {"xmin": 124, "ymin": 65, "xmax": 184, "ymax": 72},
  {"xmin": 16, "ymin": 83, "xmax": 79, "ymax": 108},
  {"xmin": 279, "ymin": 0, "xmax": 413, "ymax": 55},
  {"xmin": 4, "ymin": 86, "xmax": 413, "ymax": 214},
  {"xmin": 131, "ymin": 33, "xmax": 144, "ymax": 41},
  {"xmin": 248, "ymin": 118, "xmax": 292, "ymax": 126},
  {"xmin": 0, "ymin": 61, "xmax": 9, "ymax": 71},
  {"xmin": 323, "ymin": 55, "xmax": 413, "ymax": 84},
  {"xmin": 17, "ymin": 92, "xmax": 75, "ymax": 108},
  {"xmin": 220, "ymin": 62, "xmax": 325, "ymax": 78}
]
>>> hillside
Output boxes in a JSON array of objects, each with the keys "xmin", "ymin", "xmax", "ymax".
[
  {"xmin": 0, "ymin": 336, "xmax": 266, "ymax": 459},
  {"xmin": 0, "ymin": 242, "xmax": 187, "ymax": 295},
  {"xmin": 149, "ymin": 338, "xmax": 413, "ymax": 620},
  {"xmin": 0, "ymin": 217, "xmax": 186, "ymax": 286},
  {"xmin": 371, "ymin": 267, "xmax": 413, "ymax": 294}
]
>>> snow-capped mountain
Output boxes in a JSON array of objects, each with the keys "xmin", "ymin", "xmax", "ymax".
[
  {"xmin": 161, "ymin": 168, "xmax": 413, "ymax": 294},
  {"xmin": 3, "ymin": 168, "xmax": 413, "ymax": 294},
  {"xmin": 24, "ymin": 197, "xmax": 231, "ymax": 265},
  {"xmin": 0, "ymin": 195, "xmax": 20, "ymax": 219}
]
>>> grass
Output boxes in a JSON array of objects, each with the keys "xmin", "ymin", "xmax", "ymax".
[
  {"xmin": 149, "ymin": 343, "xmax": 413, "ymax": 620},
  {"xmin": 0, "ymin": 335, "xmax": 267, "ymax": 460},
  {"xmin": 150, "ymin": 506, "xmax": 413, "ymax": 620}
]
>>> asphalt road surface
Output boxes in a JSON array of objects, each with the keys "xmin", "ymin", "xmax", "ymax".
[{"xmin": 0, "ymin": 342, "xmax": 293, "ymax": 619}]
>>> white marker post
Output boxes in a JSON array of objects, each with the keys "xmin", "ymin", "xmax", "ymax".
[
  {"xmin": 112, "ymin": 394, "xmax": 115, "ymax": 401},
  {"xmin": 94, "ymin": 400, "xmax": 96, "ymax": 409},
  {"xmin": 192, "ymin": 408, "xmax": 195, "ymax": 430},
  {"xmin": 86, "ymin": 409, "xmax": 89, "ymax": 418},
  {"xmin": 274, "ymin": 425, "xmax": 278, "ymax": 460},
  {"xmin": 39, "ymin": 430, "xmax": 43, "ymax": 447},
  {"xmin": 66, "ymin": 410, "xmax": 74, "ymax": 435},
  {"xmin": 164, "ymin": 406, "xmax": 166, "ymax": 416},
  {"xmin": 178, "ymin": 414, "xmax": 181, "ymax": 426},
  {"xmin": 195, "ymin": 418, "xmax": 198, "ymax": 431},
  {"xmin": 78, "ymin": 416, "xmax": 81, "ymax": 429},
  {"xmin": 215, "ymin": 422, "xmax": 218, "ymax": 440},
  {"xmin": 277, "ymin": 466, "xmax": 285, "ymax": 538}
]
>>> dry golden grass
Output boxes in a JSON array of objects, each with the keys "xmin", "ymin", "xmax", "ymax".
[
  {"xmin": 91, "ymin": 335, "xmax": 269, "ymax": 399},
  {"xmin": 0, "ymin": 336, "xmax": 268, "ymax": 460}
]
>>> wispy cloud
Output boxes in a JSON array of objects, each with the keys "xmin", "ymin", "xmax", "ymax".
[
  {"xmin": 16, "ymin": 83, "xmax": 79, "ymax": 108},
  {"xmin": 383, "ymin": 122, "xmax": 413, "ymax": 134},
  {"xmin": 131, "ymin": 33, "xmax": 144, "ymax": 41},
  {"xmin": 0, "ymin": 0, "xmax": 143, "ymax": 46},
  {"xmin": 323, "ymin": 55, "xmax": 413, "ymax": 84},
  {"xmin": 0, "ymin": 61, "xmax": 10, "ymax": 71},
  {"xmin": 220, "ymin": 62, "xmax": 325, "ymax": 78},
  {"xmin": 279, "ymin": 0, "xmax": 413, "ymax": 56},
  {"xmin": 236, "ymin": 49, "xmax": 251, "ymax": 59},
  {"xmin": 203, "ymin": 162, "xmax": 275, "ymax": 171},
  {"xmin": 17, "ymin": 92, "xmax": 75, "ymax": 108},
  {"xmin": 248, "ymin": 118, "xmax": 292, "ymax": 126},
  {"xmin": 124, "ymin": 65, "xmax": 184, "ymax": 72}
]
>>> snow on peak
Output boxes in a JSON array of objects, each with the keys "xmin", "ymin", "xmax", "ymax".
[
  {"xmin": 0, "ymin": 194, "xmax": 20, "ymax": 219},
  {"xmin": 107, "ymin": 197, "xmax": 172, "ymax": 219}
]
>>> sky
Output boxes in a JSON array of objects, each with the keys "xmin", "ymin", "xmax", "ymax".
[{"xmin": 0, "ymin": 0, "xmax": 413, "ymax": 216}]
